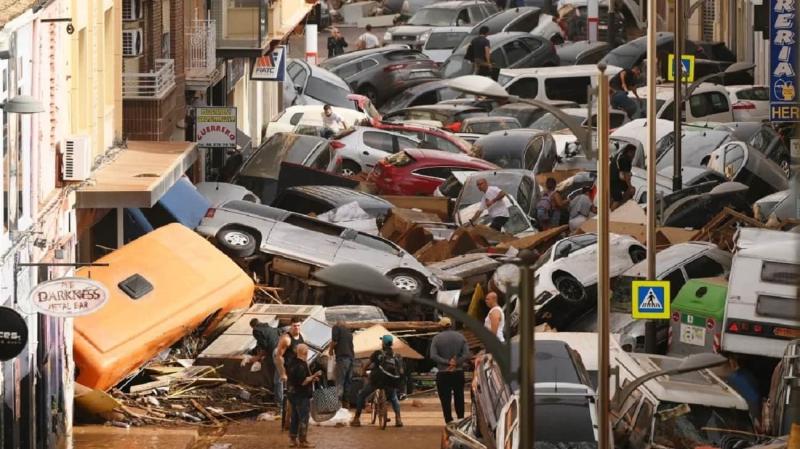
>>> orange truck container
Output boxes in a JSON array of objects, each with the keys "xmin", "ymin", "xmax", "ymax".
[{"xmin": 74, "ymin": 223, "xmax": 254, "ymax": 391}]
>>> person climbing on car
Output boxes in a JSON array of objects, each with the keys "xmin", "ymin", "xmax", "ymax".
[
  {"xmin": 321, "ymin": 104, "xmax": 346, "ymax": 138},
  {"xmin": 350, "ymin": 335, "xmax": 404, "ymax": 428},
  {"xmin": 536, "ymin": 177, "xmax": 567, "ymax": 230},
  {"xmin": 610, "ymin": 65, "xmax": 642, "ymax": 120},
  {"xmin": 246, "ymin": 318, "xmax": 282, "ymax": 406},
  {"xmin": 469, "ymin": 178, "xmax": 510, "ymax": 231}
]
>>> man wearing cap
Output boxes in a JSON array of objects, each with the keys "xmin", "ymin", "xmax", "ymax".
[
  {"xmin": 429, "ymin": 318, "xmax": 471, "ymax": 423},
  {"xmin": 350, "ymin": 335, "xmax": 404, "ymax": 427}
]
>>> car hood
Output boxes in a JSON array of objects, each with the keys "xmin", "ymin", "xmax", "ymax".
[{"xmin": 388, "ymin": 25, "xmax": 433, "ymax": 36}]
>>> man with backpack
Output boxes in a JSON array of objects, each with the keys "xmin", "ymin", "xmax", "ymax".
[
  {"xmin": 536, "ymin": 177, "xmax": 567, "ymax": 230},
  {"xmin": 350, "ymin": 335, "xmax": 404, "ymax": 428}
]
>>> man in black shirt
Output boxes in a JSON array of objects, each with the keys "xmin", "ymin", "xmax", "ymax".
[
  {"xmin": 350, "ymin": 335, "xmax": 404, "ymax": 427},
  {"xmin": 286, "ymin": 344, "xmax": 321, "ymax": 448},
  {"xmin": 249, "ymin": 319, "xmax": 282, "ymax": 400},
  {"xmin": 330, "ymin": 321, "xmax": 354, "ymax": 406},
  {"xmin": 469, "ymin": 26, "xmax": 492, "ymax": 76},
  {"xmin": 610, "ymin": 66, "xmax": 641, "ymax": 119},
  {"xmin": 610, "ymin": 144, "xmax": 636, "ymax": 209}
]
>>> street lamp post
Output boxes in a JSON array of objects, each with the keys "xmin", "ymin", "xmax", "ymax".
[
  {"xmin": 673, "ymin": 0, "xmax": 685, "ymax": 192},
  {"xmin": 644, "ymin": 0, "xmax": 659, "ymax": 354}
]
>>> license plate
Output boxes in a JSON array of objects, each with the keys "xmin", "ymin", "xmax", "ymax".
[
  {"xmin": 680, "ymin": 323, "xmax": 706, "ymax": 346},
  {"xmin": 409, "ymin": 71, "xmax": 434, "ymax": 79}
]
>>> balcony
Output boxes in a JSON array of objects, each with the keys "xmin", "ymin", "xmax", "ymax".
[
  {"xmin": 122, "ymin": 59, "xmax": 177, "ymax": 100},
  {"xmin": 186, "ymin": 20, "xmax": 223, "ymax": 88},
  {"xmin": 210, "ymin": 0, "xmax": 270, "ymax": 56}
]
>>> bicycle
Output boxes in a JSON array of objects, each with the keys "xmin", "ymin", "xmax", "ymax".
[{"xmin": 370, "ymin": 388, "xmax": 389, "ymax": 430}]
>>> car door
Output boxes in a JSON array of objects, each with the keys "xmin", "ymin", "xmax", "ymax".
[
  {"xmin": 361, "ymin": 130, "xmax": 401, "ymax": 169},
  {"xmin": 503, "ymin": 39, "xmax": 533, "ymax": 69},
  {"xmin": 687, "ymin": 91, "xmax": 732, "ymax": 122},
  {"xmin": 265, "ymin": 214, "xmax": 343, "ymax": 266},
  {"xmin": 519, "ymin": 37, "xmax": 544, "ymax": 66},
  {"xmin": 524, "ymin": 135, "xmax": 544, "ymax": 172}
]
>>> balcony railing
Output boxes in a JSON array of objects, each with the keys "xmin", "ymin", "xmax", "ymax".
[
  {"xmin": 186, "ymin": 19, "xmax": 218, "ymax": 80},
  {"xmin": 122, "ymin": 59, "xmax": 176, "ymax": 100},
  {"xmin": 210, "ymin": 0, "xmax": 269, "ymax": 53}
]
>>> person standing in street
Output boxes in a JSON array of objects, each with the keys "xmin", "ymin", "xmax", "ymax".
[
  {"xmin": 468, "ymin": 26, "xmax": 492, "ymax": 76},
  {"xmin": 469, "ymin": 178, "xmax": 510, "ymax": 231},
  {"xmin": 275, "ymin": 317, "xmax": 306, "ymax": 420},
  {"xmin": 327, "ymin": 28, "xmax": 348, "ymax": 58},
  {"xmin": 484, "ymin": 292, "xmax": 505, "ymax": 342},
  {"xmin": 357, "ymin": 24, "xmax": 380, "ymax": 50},
  {"xmin": 350, "ymin": 335, "xmax": 404, "ymax": 428},
  {"xmin": 330, "ymin": 320, "xmax": 354, "ymax": 407},
  {"xmin": 429, "ymin": 318, "xmax": 471, "ymax": 424},
  {"xmin": 321, "ymin": 104, "xmax": 346, "ymax": 138},
  {"xmin": 609, "ymin": 65, "xmax": 642, "ymax": 119},
  {"xmin": 286, "ymin": 343, "xmax": 321, "ymax": 448}
]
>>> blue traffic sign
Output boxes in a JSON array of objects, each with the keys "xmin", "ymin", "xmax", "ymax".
[
  {"xmin": 770, "ymin": 0, "xmax": 799, "ymax": 122},
  {"xmin": 632, "ymin": 280, "xmax": 671, "ymax": 319},
  {"xmin": 667, "ymin": 54, "xmax": 695, "ymax": 82}
]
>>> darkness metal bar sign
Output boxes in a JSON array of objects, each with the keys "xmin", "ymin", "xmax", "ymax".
[{"xmin": 770, "ymin": 0, "xmax": 799, "ymax": 122}]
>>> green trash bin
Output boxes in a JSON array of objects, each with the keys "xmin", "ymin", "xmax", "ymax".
[{"xmin": 668, "ymin": 277, "xmax": 728, "ymax": 356}]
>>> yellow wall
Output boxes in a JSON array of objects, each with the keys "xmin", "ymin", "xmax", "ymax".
[{"xmin": 69, "ymin": 0, "xmax": 122, "ymax": 158}]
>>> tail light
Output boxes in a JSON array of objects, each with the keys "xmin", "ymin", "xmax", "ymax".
[
  {"xmin": 445, "ymin": 121, "xmax": 462, "ymax": 132},
  {"xmin": 706, "ymin": 317, "xmax": 715, "ymax": 329},
  {"xmin": 732, "ymin": 101, "xmax": 756, "ymax": 110},
  {"xmin": 671, "ymin": 312, "xmax": 680, "ymax": 322},
  {"xmin": 205, "ymin": 208, "xmax": 216, "ymax": 218},
  {"xmin": 330, "ymin": 140, "xmax": 345, "ymax": 150},
  {"xmin": 384, "ymin": 63, "xmax": 408, "ymax": 72}
]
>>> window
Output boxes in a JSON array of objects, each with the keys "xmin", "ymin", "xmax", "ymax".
[
  {"xmin": 363, "ymin": 131, "xmax": 395, "ymax": 152},
  {"xmin": 756, "ymin": 294, "xmax": 799, "ymax": 320},
  {"xmin": 507, "ymin": 78, "xmax": 539, "ymax": 99},
  {"xmin": 736, "ymin": 87, "xmax": 769, "ymax": 101},
  {"xmin": 663, "ymin": 269, "xmax": 687, "ymax": 295},
  {"xmin": 610, "ymin": 112, "xmax": 626, "ymax": 128},
  {"xmin": 708, "ymin": 92, "xmax": 729, "ymax": 114},
  {"xmin": 507, "ymin": 11, "xmax": 540, "ymax": 32},
  {"xmin": 761, "ymin": 261, "xmax": 800, "ymax": 285},
  {"xmin": 490, "ymin": 49, "xmax": 507, "ymax": 68},
  {"xmin": 395, "ymin": 135, "xmax": 417, "ymax": 150},
  {"xmin": 578, "ymin": 49, "xmax": 606, "ymax": 64},
  {"xmin": 425, "ymin": 32, "xmax": 467, "ymax": 50},
  {"xmin": 684, "ymin": 255, "xmax": 725, "ymax": 279},
  {"xmin": 502, "ymin": 40, "xmax": 529, "ymax": 65},
  {"xmin": 524, "ymin": 137, "xmax": 543, "ymax": 170},
  {"xmin": 411, "ymin": 90, "xmax": 438, "ymax": 106},
  {"xmin": 289, "ymin": 113, "xmax": 303, "ymax": 125},
  {"xmin": 544, "ymin": 76, "xmax": 591, "ymax": 104},
  {"xmin": 288, "ymin": 62, "xmax": 308, "ymax": 88},
  {"xmin": 335, "ymin": 62, "xmax": 359, "ymax": 79},
  {"xmin": 457, "ymin": 8, "xmax": 472, "ymax": 25},
  {"xmin": 304, "ymin": 78, "xmax": 353, "ymax": 109},
  {"xmin": 414, "ymin": 166, "xmax": 463, "ymax": 179},
  {"xmin": 520, "ymin": 37, "xmax": 542, "ymax": 51},
  {"xmin": 357, "ymin": 59, "xmax": 378, "ymax": 71}
]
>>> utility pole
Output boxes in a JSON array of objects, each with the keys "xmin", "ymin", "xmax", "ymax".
[
  {"xmin": 644, "ymin": 0, "xmax": 658, "ymax": 353},
  {"xmin": 672, "ymin": 0, "xmax": 684, "ymax": 192},
  {"xmin": 607, "ymin": 0, "xmax": 617, "ymax": 46},
  {"xmin": 588, "ymin": 0, "xmax": 599, "ymax": 43},
  {"xmin": 596, "ymin": 62, "xmax": 611, "ymax": 449}
]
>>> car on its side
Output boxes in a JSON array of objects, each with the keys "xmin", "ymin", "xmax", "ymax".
[
  {"xmin": 557, "ymin": 40, "xmax": 611, "ymax": 65},
  {"xmin": 472, "ymin": 129, "xmax": 559, "ymax": 174},
  {"xmin": 384, "ymin": 0, "xmax": 498, "ymax": 48},
  {"xmin": 265, "ymin": 105, "xmax": 367, "ymax": 139},
  {"xmin": 534, "ymin": 233, "xmax": 646, "ymax": 330},
  {"xmin": 707, "ymin": 140, "xmax": 789, "ymax": 202},
  {"xmin": 382, "ymin": 104, "xmax": 487, "ymax": 132},
  {"xmin": 285, "ymin": 59, "xmax": 355, "ymax": 109},
  {"xmin": 320, "ymin": 47, "xmax": 440, "ymax": 107},
  {"xmin": 716, "ymin": 121, "xmax": 791, "ymax": 175},
  {"xmin": 380, "ymin": 80, "xmax": 462, "ymax": 113},
  {"xmin": 442, "ymin": 32, "xmax": 559, "ymax": 78},
  {"xmin": 368, "ymin": 148, "xmax": 498, "ymax": 196},
  {"xmin": 331, "ymin": 126, "xmax": 422, "ymax": 176},
  {"xmin": 463, "ymin": 6, "xmax": 564, "ymax": 44},
  {"xmin": 488, "ymin": 100, "xmax": 579, "ymax": 127},
  {"xmin": 198, "ymin": 200, "xmax": 443, "ymax": 298},
  {"xmin": 753, "ymin": 189, "xmax": 796, "ymax": 222}
]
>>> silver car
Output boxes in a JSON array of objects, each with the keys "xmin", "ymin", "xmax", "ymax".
[
  {"xmin": 334, "ymin": 126, "xmax": 421, "ymax": 175},
  {"xmin": 197, "ymin": 200, "xmax": 442, "ymax": 297}
]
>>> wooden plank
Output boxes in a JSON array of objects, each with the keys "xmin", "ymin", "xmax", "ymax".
[{"xmin": 190, "ymin": 399, "xmax": 222, "ymax": 426}]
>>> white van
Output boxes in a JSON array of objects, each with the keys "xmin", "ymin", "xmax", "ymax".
[
  {"xmin": 721, "ymin": 228, "xmax": 800, "ymax": 358},
  {"xmin": 497, "ymin": 65, "xmax": 623, "ymax": 105}
]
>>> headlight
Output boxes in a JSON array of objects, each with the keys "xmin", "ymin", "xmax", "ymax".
[
  {"xmin": 419, "ymin": 30, "xmax": 431, "ymax": 43},
  {"xmin": 384, "ymin": 32, "xmax": 393, "ymax": 41}
]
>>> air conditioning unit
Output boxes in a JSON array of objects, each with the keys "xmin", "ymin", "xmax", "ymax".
[
  {"xmin": 122, "ymin": 29, "xmax": 143, "ymax": 57},
  {"xmin": 62, "ymin": 135, "xmax": 92, "ymax": 181},
  {"xmin": 122, "ymin": 0, "xmax": 143, "ymax": 21}
]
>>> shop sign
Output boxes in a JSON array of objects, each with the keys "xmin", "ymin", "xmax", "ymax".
[
  {"xmin": 0, "ymin": 307, "xmax": 28, "ymax": 361},
  {"xmin": 195, "ymin": 107, "xmax": 238, "ymax": 148},
  {"xmin": 29, "ymin": 277, "xmax": 109, "ymax": 317},
  {"xmin": 770, "ymin": 0, "xmax": 799, "ymax": 122},
  {"xmin": 251, "ymin": 46, "xmax": 286, "ymax": 81}
]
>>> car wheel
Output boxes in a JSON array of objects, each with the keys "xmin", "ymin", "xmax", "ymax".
[
  {"xmin": 629, "ymin": 246, "xmax": 647, "ymax": 263},
  {"xmin": 389, "ymin": 270, "xmax": 425, "ymax": 296},
  {"xmin": 554, "ymin": 274, "xmax": 587, "ymax": 303},
  {"xmin": 216, "ymin": 228, "xmax": 257, "ymax": 258},
  {"xmin": 339, "ymin": 160, "xmax": 361, "ymax": 176}
]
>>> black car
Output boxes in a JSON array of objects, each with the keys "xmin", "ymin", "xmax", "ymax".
[
  {"xmin": 557, "ymin": 40, "xmax": 611, "ymax": 65},
  {"xmin": 319, "ymin": 47, "xmax": 440, "ymax": 107},
  {"xmin": 382, "ymin": 104, "xmax": 487, "ymax": 130},
  {"xmin": 272, "ymin": 185, "xmax": 394, "ymax": 219},
  {"xmin": 380, "ymin": 80, "xmax": 462, "ymax": 113},
  {"xmin": 695, "ymin": 40, "xmax": 737, "ymax": 62},
  {"xmin": 472, "ymin": 129, "xmax": 558, "ymax": 174},
  {"xmin": 488, "ymin": 100, "xmax": 579, "ymax": 127},
  {"xmin": 600, "ymin": 32, "xmax": 701, "ymax": 76},
  {"xmin": 442, "ymin": 32, "xmax": 559, "ymax": 78}
]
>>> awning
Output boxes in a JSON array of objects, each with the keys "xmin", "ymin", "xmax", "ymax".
[{"xmin": 76, "ymin": 141, "xmax": 198, "ymax": 209}]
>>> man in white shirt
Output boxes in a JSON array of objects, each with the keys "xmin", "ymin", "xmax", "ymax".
[
  {"xmin": 357, "ymin": 24, "xmax": 380, "ymax": 49},
  {"xmin": 321, "ymin": 104, "xmax": 345, "ymax": 138},
  {"xmin": 469, "ymin": 178, "xmax": 510, "ymax": 231}
]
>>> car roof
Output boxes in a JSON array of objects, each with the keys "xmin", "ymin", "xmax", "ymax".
[
  {"xmin": 724, "ymin": 84, "xmax": 768, "ymax": 93},
  {"xmin": 623, "ymin": 242, "xmax": 726, "ymax": 278},
  {"xmin": 735, "ymin": 228, "xmax": 800, "ymax": 262},
  {"xmin": 321, "ymin": 45, "xmax": 416, "ymax": 66},
  {"xmin": 500, "ymin": 64, "xmax": 621, "ymax": 78},
  {"xmin": 282, "ymin": 185, "xmax": 392, "ymax": 210},
  {"xmin": 635, "ymin": 83, "xmax": 726, "ymax": 99},
  {"xmin": 290, "ymin": 59, "xmax": 350, "ymax": 89},
  {"xmin": 488, "ymin": 31, "xmax": 537, "ymax": 44},
  {"xmin": 557, "ymin": 40, "xmax": 610, "ymax": 57},
  {"xmin": 509, "ymin": 339, "xmax": 587, "ymax": 384},
  {"xmin": 403, "ymin": 147, "xmax": 497, "ymax": 166},
  {"xmin": 473, "ymin": 6, "xmax": 540, "ymax": 27},
  {"xmin": 610, "ymin": 118, "xmax": 674, "ymax": 142},
  {"xmin": 463, "ymin": 116, "xmax": 518, "ymax": 123},
  {"xmin": 430, "ymin": 26, "xmax": 472, "ymax": 33},
  {"xmin": 714, "ymin": 121, "xmax": 768, "ymax": 139},
  {"xmin": 494, "ymin": 100, "xmax": 579, "ymax": 110},
  {"xmin": 403, "ymin": 80, "xmax": 452, "ymax": 95}
]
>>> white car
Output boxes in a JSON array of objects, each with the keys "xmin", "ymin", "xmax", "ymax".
[
  {"xmin": 332, "ymin": 126, "xmax": 422, "ymax": 175},
  {"xmin": 422, "ymin": 26, "xmax": 471, "ymax": 63},
  {"xmin": 534, "ymin": 233, "xmax": 646, "ymax": 329},
  {"xmin": 265, "ymin": 105, "xmax": 367, "ymax": 139},
  {"xmin": 632, "ymin": 83, "xmax": 735, "ymax": 123},
  {"xmin": 725, "ymin": 85, "xmax": 770, "ymax": 122}
]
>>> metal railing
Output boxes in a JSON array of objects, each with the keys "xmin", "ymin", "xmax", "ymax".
[
  {"xmin": 186, "ymin": 20, "xmax": 217, "ymax": 79},
  {"xmin": 122, "ymin": 59, "xmax": 176, "ymax": 100}
]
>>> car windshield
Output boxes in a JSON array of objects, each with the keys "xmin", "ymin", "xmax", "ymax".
[
  {"xmin": 490, "ymin": 107, "xmax": 540, "ymax": 127},
  {"xmin": 602, "ymin": 39, "xmax": 645, "ymax": 68},
  {"xmin": 530, "ymin": 112, "xmax": 583, "ymax": 132},
  {"xmin": 464, "ymin": 119, "xmax": 520, "ymax": 134},
  {"xmin": 305, "ymin": 77, "xmax": 353, "ymax": 108},
  {"xmin": 408, "ymin": 8, "xmax": 458, "ymax": 26},
  {"xmin": 653, "ymin": 402, "xmax": 753, "ymax": 449},
  {"xmin": 238, "ymin": 134, "xmax": 294, "ymax": 179},
  {"xmin": 459, "ymin": 175, "xmax": 523, "ymax": 209},
  {"xmin": 534, "ymin": 396, "xmax": 597, "ymax": 445},
  {"xmin": 426, "ymin": 32, "xmax": 468, "ymax": 49},
  {"xmin": 383, "ymin": 89, "xmax": 420, "ymax": 111},
  {"xmin": 442, "ymin": 56, "xmax": 469, "ymax": 78}
]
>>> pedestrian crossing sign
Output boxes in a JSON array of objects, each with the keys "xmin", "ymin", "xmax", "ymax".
[
  {"xmin": 631, "ymin": 280, "xmax": 671, "ymax": 319},
  {"xmin": 667, "ymin": 53, "xmax": 695, "ymax": 83}
]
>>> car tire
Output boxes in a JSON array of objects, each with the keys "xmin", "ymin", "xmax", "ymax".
[
  {"xmin": 339, "ymin": 160, "xmax": 361, "ymax": 176},
  {"xmin": 216, "ymin": 228, "xmax": 257, "ymax": 258},
  {"xmin": 389, "ymin": 270, "xmax": 425, "ymax": 296},
  {"xmin": 554, "ymin": 274, "xmax": 587, "ymax": 303},
  {"xmin": 629, "ymin": 246, "xmax": 646, "ymax": 263}
]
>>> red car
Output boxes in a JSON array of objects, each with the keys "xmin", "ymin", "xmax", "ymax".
[
  {"xmin": 368, "ymin": 148, "xmax": 499, "ymax": 196},
  {"xmin": 370, "ymin": 119, "xmax": 474, "ymax": 155}
]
